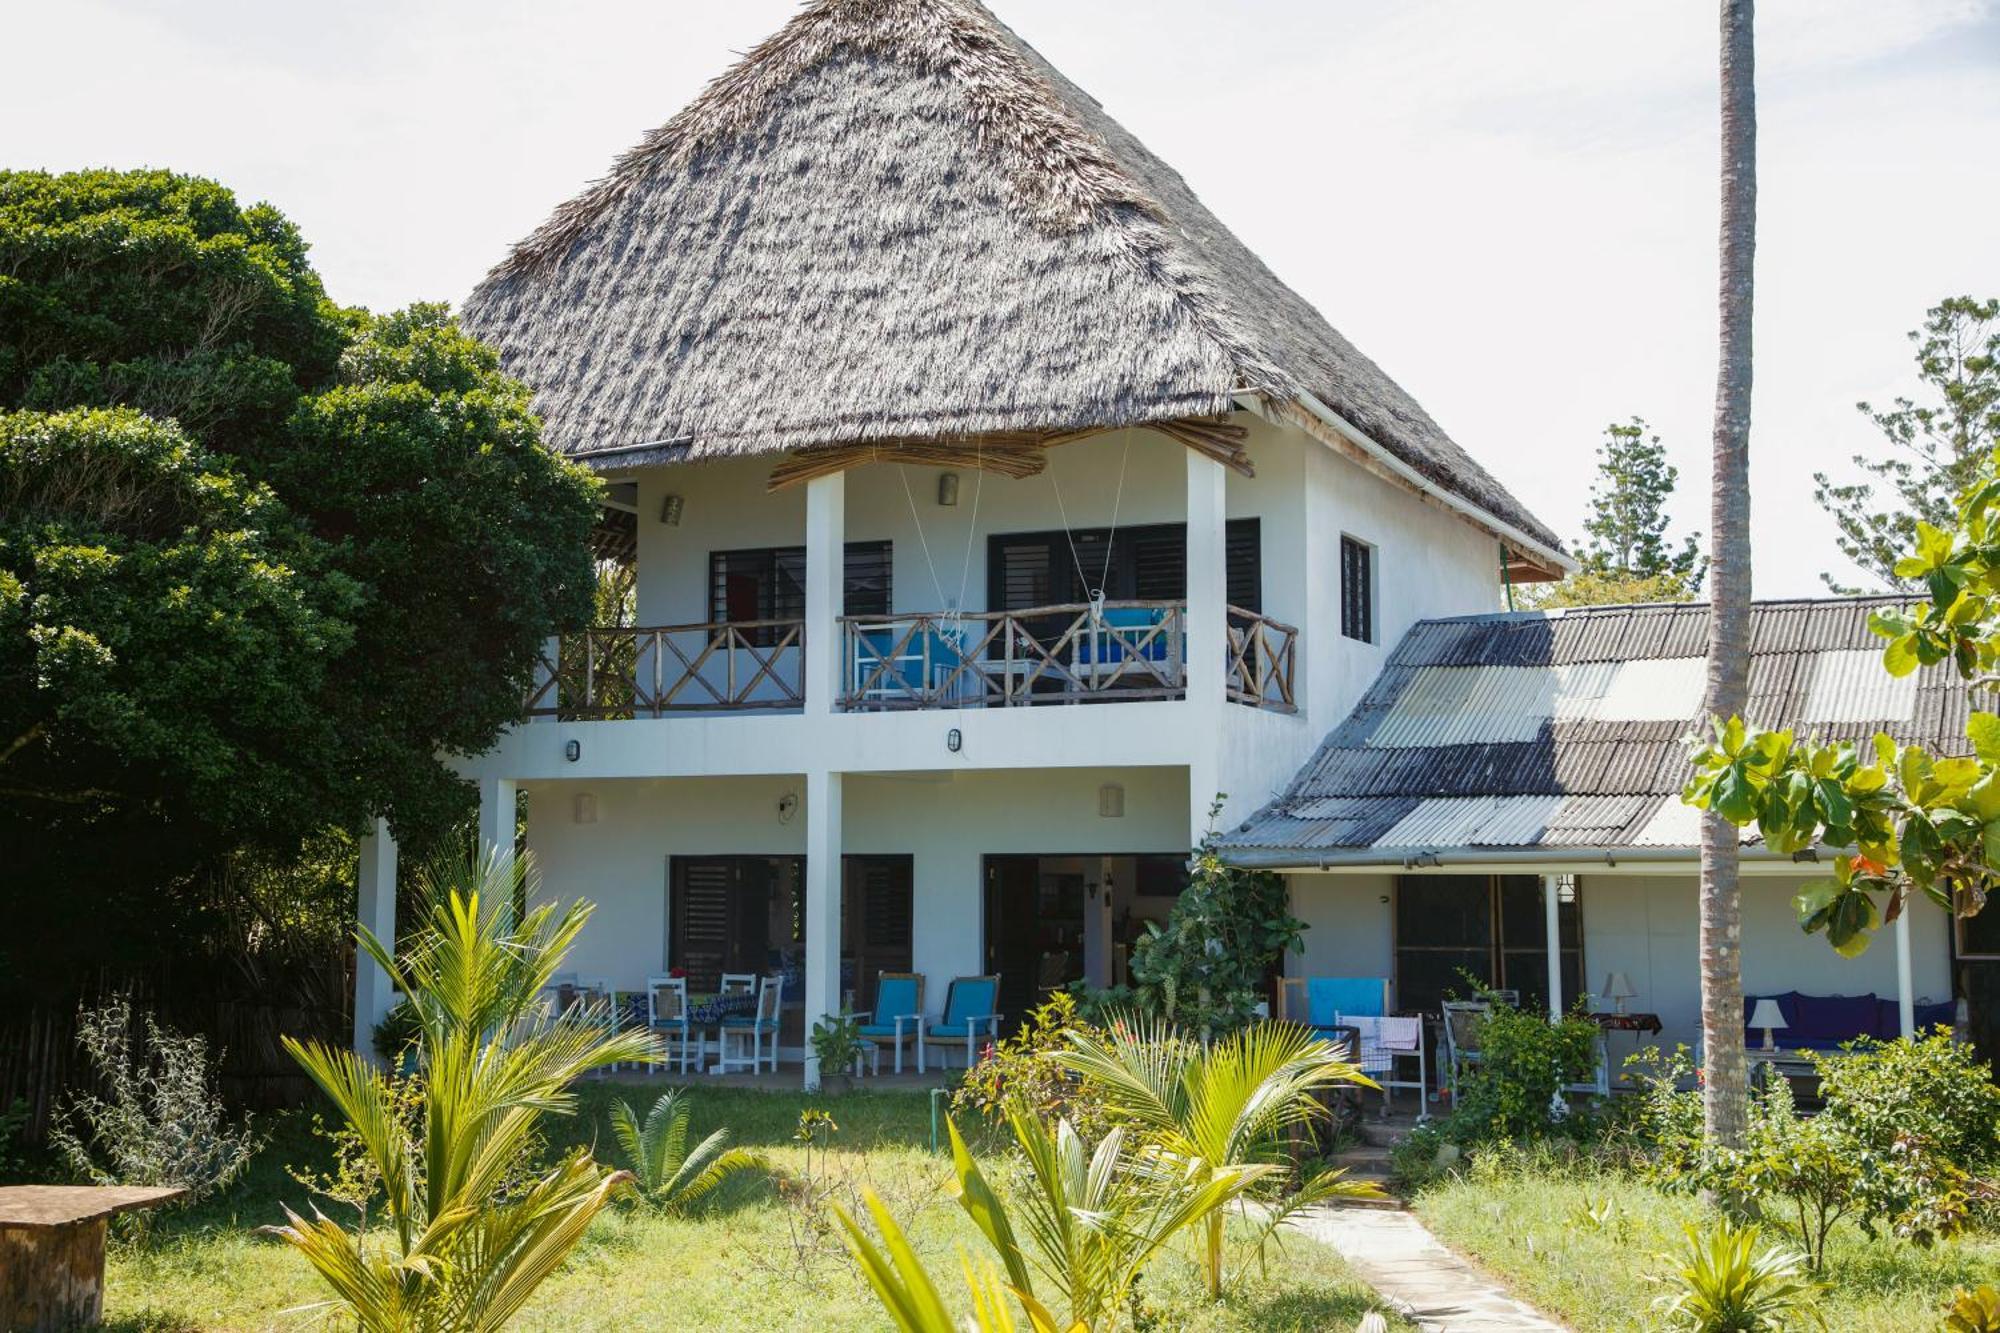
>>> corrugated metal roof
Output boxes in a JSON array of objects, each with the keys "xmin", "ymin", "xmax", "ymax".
[{"xmin": 1219, "ymin": 596, "xmax": 1965, "ymax": 862}]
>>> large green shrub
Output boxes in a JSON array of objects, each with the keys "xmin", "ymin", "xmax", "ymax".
[
  {"xmin": 1812, "ymin": 1028, "xmax": 2000, "ymax": 1171},
  {"xmin": 1077, "ymin": 799, "xmax": 1304, "ymax": 1036},
  {"xmin": 1447, "ymin": 1003, "xmax": 1602, "ymax": 1144},
  {"xmin": 953, "ymin": 991, "xmax": 1109, "ymax": 1139}
]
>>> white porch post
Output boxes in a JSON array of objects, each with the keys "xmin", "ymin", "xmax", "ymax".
[
  {"xmin": 478, "ymin": 776, "xmax": 519, "ymax": 896},
  {"xmin": 353, "ymin": 818, "xmax": 398, "ymax": 1059},
  {"xmin": 1543, "ymin": 873, "xmax": 1563, "ymax": 1021},
  {"xmin": 1896, "ymin": 903, "xmax": 1916, "ymax": 1037},
  {"xmin": 803, "ymin": 769, "xmax": 844, "ymax": 1089},
  {"xmin": 805, "ymin": 473, "xmax": 846, "ymax": 716},
  {"xmin": 1185, "ymin": 450, "xmax": 1227, "ymax": 837}
]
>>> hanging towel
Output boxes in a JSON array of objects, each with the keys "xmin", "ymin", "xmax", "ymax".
[{"xmin": 1345, "ymin": 1014, "xmax": 1422, "ymax": 1052}]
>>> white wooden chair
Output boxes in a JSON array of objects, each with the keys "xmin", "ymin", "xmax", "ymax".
[{"xmin": 719, "ymin": 973, "xmax": 784, "ymax": 1074}]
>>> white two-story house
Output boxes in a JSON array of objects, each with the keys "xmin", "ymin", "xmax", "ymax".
[{"xmin": 346, "ymin": 0, "xmax": 1575, "ymax": 1078}]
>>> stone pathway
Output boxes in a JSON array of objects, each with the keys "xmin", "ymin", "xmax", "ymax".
[{"xmin": 1294, "ymin": 1205, "xmax": 1566, "ymax": 1332}]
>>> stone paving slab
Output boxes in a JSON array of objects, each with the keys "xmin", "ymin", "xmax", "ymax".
[{"xmin": 1293, "ymin": 1205, "xmax": 1566, "ymax": 1332}]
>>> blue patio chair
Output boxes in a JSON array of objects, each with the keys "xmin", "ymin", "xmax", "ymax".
[
  {"xmin": 852, "ymin": 625, "xmax": 967, "ymax": 701},
  {"xmin": 1074, "ymin": 606, "xmax": 1169, "ymax": 667},
  {"xmin": 922, "ymin": 974, "xmax": 1001, "ymax": 1073},
  {"xmin": 853, "ymin": 972, "xmax": 925, "ymax": 1075}
]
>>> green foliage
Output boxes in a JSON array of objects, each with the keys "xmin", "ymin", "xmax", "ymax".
[
  {"xmin": 1650, "ymin": 1219, "xmax": 1826, "ymax": 1332},
  {"xmin": 0, "ymin": 1097, "xmax": 28, "ymax": 1182},
  {"xmin": 1814, "ymin": 296, "xmax": 2000, "ymax": 593},
  {"xmin": 1522, "ymin": 568, "xmax": 1703, "ymax": 610},
  {"xmin": 370, "ymin": 1001, "xmax": 421, "ymax": 1068},
  {"xmin": 810, "ymin": 1011, "xmax": 867, "ymax": 1078},
  {"xmin": 1109, "ymin": 799, "xmax": 1305, "ymax": 1036},
  {"xmin": 0, "ymin": 169, "xmax": 599, "ymax": 987},
  {"xmin": 1051, "ymin": 1016, "xmax": 1382, "ymax": 1298},
  {"xmin": 270, "ymin": 852, "xmax": 655, "ymax": 1329},
  {"xmin": 608, "ymin": 1089, "xmax": 765, "ymax": 1213},
  {"xmin": 1527, "ymin": 417, "xmax": 1705, "ymax": 609},
  {"xmin": 1708, "ymin": 1085, "xmax": 1863, "ymax": 1271},
  {"xmin": 834, "ymin": 1187, "xmax": 1080, "ymax": 1333},
  {"xmin": 1445, "ymin": 1003, "xmax": 1601, "ymax": 1144},
  {"xmin": 50, "ymin": 991, "xmax": 263, "ymax": 1206},
  {"xmin": 1945, "ymin": 1285, "xmax": 2000, "ymax": 1332},
  {"xmin": 946, "ymin": 1111, "xmax": 1262, "ymax": 1331},
  {"xmin": 1812, "ymin": 1028, "xmax": 2000, "ymax": 1173},
  {"xmin": 954, "ymin": 992, "xmax": 1109, "ymax": 1139}
]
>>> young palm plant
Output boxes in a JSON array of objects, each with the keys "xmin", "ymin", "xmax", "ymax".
[
  {"xmin": 1052, "ymin": 1016, "xmax": 1382, "ymax": 1299},
  {"xmin": 272, "ymin": 852, "xmax": 657, "ymax": 1330},
  {"xmin": 1651, "ymin": 1220, "xmax": 1825, "ymax": 1332},
  {"xmin": 608, "ymin": 1088, "xmax": 765, "ymax": 1212}
]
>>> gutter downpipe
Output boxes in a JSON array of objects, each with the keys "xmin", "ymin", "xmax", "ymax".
[{"xmin": 1269, "ymin": 390, "xmax": 1578, "ymax": 580}]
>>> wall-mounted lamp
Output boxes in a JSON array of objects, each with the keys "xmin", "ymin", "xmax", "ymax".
[
  {"xmin": 1556, "ymin": 873, "xmax": 1577, "ymax": 905},
  {"xmin": 660, "ymin": 493, "xmax": 685, "ymax": 526},
  {"xmin": 572, "ymin": 792, "xmax": 598, "ymax": 825},
  {"xmin": 564, "ymin": 738, "xmax": 581, "ymax": 763},
  {"xmin": 1098, "ymin": 783, "xmax": 1125, "ymax": 818},
  {"xmin": 946, "ymin": 727, "xmax": 963, "ymax": 753},
  {"xmin": 777, "ymin": 792, "xmax": 799, "ymax": 824},
  {"xmin": 937, "ymin": 473, "xmax": 960, "ymax": 507}
]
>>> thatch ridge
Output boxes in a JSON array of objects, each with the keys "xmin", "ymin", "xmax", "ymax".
[{"xmin": 464, "ymin": 0, "xmax": 1562, "ymax": 556}]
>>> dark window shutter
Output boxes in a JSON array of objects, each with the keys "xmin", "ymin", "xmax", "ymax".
[
  {"xmin": 846, "ymin": 856, "xmax": 914, "ymax": 988},
  {"xmin": 1341, "ymin": 536, "xmax": 1372, "ymax": 643},
  {"xmin": 843, "ymin": 541, "xmax": 893, "ymax": 617},
  {"xmin": 990, "ymin": 535, "xmax": 1056, "ymax": 611},
  {"xmin": 1129, "ymin": 525, "xmax": 1186, "ymax": 602},
  {"xmin": 1225, "ymin": 519, "xmax": 1261, "ymax": 612},
  {"xmin": 670, "ymin": 858, "xmax": 736, "ymax": 994}
]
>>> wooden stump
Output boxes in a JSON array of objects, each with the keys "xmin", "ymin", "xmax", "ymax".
[
  {"xmin": 1, "ymin": 1217, "xmax": 107, "ymax": 1331},
  {"xmin": 0, "ymin": 1186, "xmax": 185, "ymax": 1331}
]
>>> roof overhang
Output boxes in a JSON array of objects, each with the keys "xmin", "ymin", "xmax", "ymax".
[
  {"xmin": 1225, "ymin": 844, "xmax": 1839, "ymax": 876},
  {"xmin": 1242, "ymin": 391, "xmax": 1576, "ymax": 582}
]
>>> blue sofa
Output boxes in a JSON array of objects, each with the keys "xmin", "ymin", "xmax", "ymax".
[{"xmin": 1742, "ymin": 990, "xmax": 1953, "ymax": 1052}]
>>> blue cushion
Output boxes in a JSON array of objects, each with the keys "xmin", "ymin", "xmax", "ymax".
[
  {"xmin": 930, "ymin": 1022, "xmax": 991, "ymax": 1040},
  {"xmin": 873, "ymin": 977, "xmax": 920, "ymax": 1022},
  {"xmin": 857, "ymin": 1023, "xmax": 916, "ymax": 1039},
  {"xmin": 721, "ymin": 1018, "xmax": 779, "ymax": 1032},
  {"xmin": 650, "ymin": 1018, "xmax": 688, "ymax": 1032},
  {"xmin": 1077, "ymin": 609, "xmax": 1167, "ymax": 664},
  {"xmin": 1744, "ymin": 991, "xmax": 1879, "ymax": 1047},
  {"xmin": 943, "ymin": 978, "xmax": 998, "ymax": 1026},
  {"xmin": 1308, "ymin": 978, "xmax": 1388, "ymax": 1027}
]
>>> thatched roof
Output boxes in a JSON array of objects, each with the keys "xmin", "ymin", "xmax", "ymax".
[{"xmin": 464, "ymin": 0, "xmax": 1562, "ymax": 555}]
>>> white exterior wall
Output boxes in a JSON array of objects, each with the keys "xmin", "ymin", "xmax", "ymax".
[
  {"xmin": 1287, "ymin": 869, "xmax": 1955, "ymax": 1054},
  {"xmin": 521, "ymin": 768, "xmax": 1188, "ymax": 989}
]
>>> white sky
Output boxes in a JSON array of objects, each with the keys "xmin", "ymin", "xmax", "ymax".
[{"xmin": 4, "ymin": 0, "xmax": 1996, "ymax": 596}]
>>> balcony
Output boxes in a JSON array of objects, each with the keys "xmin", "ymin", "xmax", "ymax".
[{"xmin": 524, "ymin": 602, "xmax": 1296, "ymax": 720}]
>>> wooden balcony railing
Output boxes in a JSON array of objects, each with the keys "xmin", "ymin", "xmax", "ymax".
[
  {"xmin": 1226, "ymin": 606, "xmax": 1299, "ymax": 713},
  {"xmin": 840, "ymin": 600, "xmax": 1187, "ymax": 710},
  {"xmin": 525, "ymin": 619, "xmax": 804, "ymax": 719}
]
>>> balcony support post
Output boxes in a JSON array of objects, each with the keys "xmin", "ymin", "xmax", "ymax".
[
  {"xmin": 478, "ymin": 776, "xmax": 519, "ymax": 921},
  {"xmin": 805, "ymin": 474, "xmax": 846, "ymax": 715},
  {"xmin": 803, "ymin": 769, "xmax": 844, "ymax": 1090},
  {"xmin": 1186, "ymin": 451, "xmax": 1227, "ymax": 839},
  {"xmin": 353, "ymin": 818, "xmax": 398, "ymax": 1061}
]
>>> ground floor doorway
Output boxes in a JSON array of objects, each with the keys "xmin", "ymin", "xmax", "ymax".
[{"xmin": 982, "ymin": 853, "xmax": 1189, "ymax": 1025}]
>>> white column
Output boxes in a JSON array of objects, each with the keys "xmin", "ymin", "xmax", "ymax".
[
  {"xmin": 1544, "ymin": 874, "xmax": 1563, "ymax": 1021},
  {"xmin": 353, "ymin": 819, "xmax": 398, "ymax": 1059},
  {"xmin": 802, "ymin": 769, "xmax": 844, "ymax": 1089},
  {"xmin": 478, "ymin": 776, "xmax": 519, "ymax": 896},
  {"xmin": 1185, "ymin": 451, "xmax": 1228, "ymax": 839},
  {"xmin": 805, "ymin": 473, "xmax": 846, "ymax": 715},
  {"xmin": 1896, "ymin": 901, "xmax": 1916, "ymax": 1037}
]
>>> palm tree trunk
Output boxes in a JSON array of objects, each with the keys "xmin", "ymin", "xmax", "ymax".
[{"xmin": 1701, "ymin": 0, "xmax": 1757, "ymax": 1150}]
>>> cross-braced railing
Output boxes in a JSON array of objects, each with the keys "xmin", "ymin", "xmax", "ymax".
[
  {"xmin": 525, "ymin": 619, "xmax": 805, "ymax": 719},
  {"xmin": 840, "ymin": 600, "xmax": 1187, "ymax": 710},
  {"xmin": 1225, "ymin": 605, "xmax": 1299, "ymax": 712}
]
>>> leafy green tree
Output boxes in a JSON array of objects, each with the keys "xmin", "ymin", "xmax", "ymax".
[
  {"xmin": 1524, "ymin": 418, "xmax": 1704, "ymax": 609},
  {"xmin": 0, "ymin": 169, "xmax": 598, "ymax": 983},
  {"xmin": 1814, "ymin": 297, "xmax": 2000, "ymax": 593}
]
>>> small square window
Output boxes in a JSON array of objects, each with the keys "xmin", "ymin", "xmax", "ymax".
[{"xmin": 1340, "ymin": 535, "xmax": 1374, "ymax": 643}]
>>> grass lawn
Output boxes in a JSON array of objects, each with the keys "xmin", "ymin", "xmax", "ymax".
[
  {"xmin": 98, "ymin": 1080, "xmax": 1403, "ymax": 1331},
  {"xmin": 1414, "ymin": 1166, "xmax": 2000, "ymax": 1332}
]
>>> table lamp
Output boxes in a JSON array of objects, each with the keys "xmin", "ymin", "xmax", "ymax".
[
  {"xmin": 1602, "ymin": 972, "xmax": 1636, "ymax": 1015},
  {"xmin": 1749, "ymin": 998, "xmax": 1788, "ymax": 1052}
]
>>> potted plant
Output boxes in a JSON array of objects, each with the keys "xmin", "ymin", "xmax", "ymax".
[{"xmin": 810, "ymin": 1011, "xmax": 865, "ymax": 1095}]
